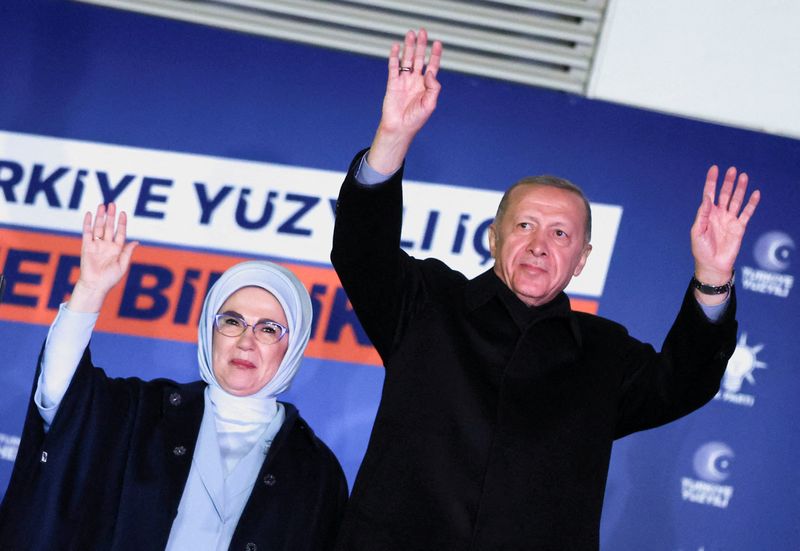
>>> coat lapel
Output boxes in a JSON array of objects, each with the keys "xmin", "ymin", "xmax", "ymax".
[{"xmin": 192, "ymin": 391, "xmax": 227, "ymax": 520}]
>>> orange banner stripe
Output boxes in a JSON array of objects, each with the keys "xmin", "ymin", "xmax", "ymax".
[
  {"xmin": 1, "ymin": 228, "xmax": 599, "ymax": 366},
  {"xmin": 0, "ymin": 229, "xmax": 380, "ymax": 366}
]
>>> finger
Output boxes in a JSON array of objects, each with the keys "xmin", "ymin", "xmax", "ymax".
[
  {"xmin": 702, "ymin": 165, "xmax": 718, "ymax": 204},
  {"xmin": 727, "ymin": 171, "xmax": 748, "ymax": 215},
  {"xmin": 387, "ymin": 42, "xmax": 400, "ymax": 83},
  {"xmin": 717, "ymin": 166, "xmax": 737, "ymax": 209},
  {"xmin": 119, "ymin": 240, "xmax": 139, "ymax": 272},
  {"xmin": 425, "ymin": 40, "xmax": 443, "ymax": 80},
  {"xmin": 413, "ymin": 28, "xmax": 428, "ymax": 74},
  {"xmin": 114, "ymin": 209, "xmax": 128, "ymax": 246},
  {"xmin": 400, "ymin": 30, "xmax": 415, "ymax": 71},
  {"xmin": 423, "ymin": 77, "xmax": 442, "ymax": 105},
  {"xmin": 423, "ymin": 40, "xmax": 443, "ymax": 105},
  {"xmin": 82, "ymin": 211, "xmax": 93, "ymax": 244},
  {"xmin": 104, "ymin": 202, "xmax": 117, "ymax": 240},
  {"xmin": 737, "ymin": 189, "xmax": 761, "ymax": 227},
  {"xmin": 692, "ymin": 193, "xmax": 711, "ymax": 237},
  {"xmin": 422, "ymin": 71, "xmax": 442, "ymax": 112},
  {"xmin": 94, "ymin": 203, "xmax": 107, "ymax": 240}
]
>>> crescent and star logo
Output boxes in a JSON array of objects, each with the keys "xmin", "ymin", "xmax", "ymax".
[
  {"xmin": 692, "ymin": 441, "xmax": 735, "ymax": 483},
  {"xmin": 753, "ymin": 231, "xmax": 794, "ymax": 272}
]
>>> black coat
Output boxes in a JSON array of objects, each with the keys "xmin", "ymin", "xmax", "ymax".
[
  {"xmin": 330, "ymin": 151, "xmax": 737, "ymax": 550},
  {"xmin": 0, "ymin": 347, "xmax": 348, "ymax": 551}
]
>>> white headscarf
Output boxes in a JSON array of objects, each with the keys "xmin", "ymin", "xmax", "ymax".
[{"xmin": 197, "ymin": 260, "xmax": 313, "ymax": 400}]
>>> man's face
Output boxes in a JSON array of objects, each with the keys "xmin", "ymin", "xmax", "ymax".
[{"xmin": 489, "ymin": 185, "xmax": 592, "ymax": 307}]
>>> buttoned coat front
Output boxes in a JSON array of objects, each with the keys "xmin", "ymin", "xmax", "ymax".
[
  {"xmin": 0, "ymin": 348, "xmax": 348, "ymax": 551},
  {"xmin": 330, "ymin": 152, "xmax": 737, "ymax": 550}
]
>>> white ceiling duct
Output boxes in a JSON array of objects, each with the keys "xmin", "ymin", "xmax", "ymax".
[{"xmin": 74, "ymin": 0, "xmax": 608, "ymax": 94}]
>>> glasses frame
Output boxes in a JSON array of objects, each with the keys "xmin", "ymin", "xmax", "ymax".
[{"xmin": 213, "ymin": 313, "xmax": 288, "ymax": 345}]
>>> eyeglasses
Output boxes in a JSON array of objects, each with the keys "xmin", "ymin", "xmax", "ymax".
[{"xmin": 213, "ymin": 313, "xmax": 288, "ymax": 345}]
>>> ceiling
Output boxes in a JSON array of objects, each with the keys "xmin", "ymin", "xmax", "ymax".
[{"xmin": 75, "ymin": 0, "xmax": 609, "ymax": 94}]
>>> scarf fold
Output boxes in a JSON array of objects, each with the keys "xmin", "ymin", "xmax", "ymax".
[{"xmin": 207, "ymin": 385, "xmax": 278, "ymax": 475}]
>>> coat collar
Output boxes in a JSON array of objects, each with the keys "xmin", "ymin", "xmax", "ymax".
[
  {"xmin": 464, "ymin": 268, "xmax": 582, "ymax": 346},
  {"xmin": 261, "ymin": 402, "xmax": 301, "ymax": 464}
]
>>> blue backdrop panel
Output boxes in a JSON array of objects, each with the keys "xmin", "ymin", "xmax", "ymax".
[{"xmin": 1, "ymin": 1, "xmax": 799, "ymax": 549}]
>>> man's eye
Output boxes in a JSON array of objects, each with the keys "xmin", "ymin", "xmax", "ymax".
[
  {"xmin": 518, "ymin": 222, "xmax": 530, "ymax": 229},
  {"xmin": 555, "ymin": 229, "xmax": 567, "ymax": 238}
]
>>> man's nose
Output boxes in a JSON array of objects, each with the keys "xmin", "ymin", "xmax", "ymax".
[{"xmin": 528, "ymin": 232, "xmax": 547, "ymax": 255}]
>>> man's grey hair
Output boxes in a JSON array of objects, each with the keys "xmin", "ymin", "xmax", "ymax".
[{"xmin": 494, "ymin": 175, "xmax": 592, "ymax": 243}]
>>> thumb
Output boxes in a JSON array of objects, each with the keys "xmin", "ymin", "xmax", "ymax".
[
  {"xmin": 119, "ymin": 241, "xmax": 139, "ymax": 272},
  {"xmin": 692, "ymin": 193, "xmax": 712, "ymax": 237}
]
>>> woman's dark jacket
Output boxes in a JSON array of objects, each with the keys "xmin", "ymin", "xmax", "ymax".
[
  {"xmin": 0, "ymin": 347, "xmax": 348, "ymax": 551},
  {"xmin": 330, "ymin": 151, "xmax": 737, "ymax": 550}
]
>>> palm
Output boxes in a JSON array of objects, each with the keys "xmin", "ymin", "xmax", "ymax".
[
  {"xmin": 381, "ymin": 61, "xmax": 439, "ymax": 135},
  {"xmin": 78, "ymin": 203, "xmax": 137, "ymax": 296},
  {"xmin": 367, "ymin": 29, "xmax": 443, "ymax": 174},
  {"xmin": 693, "ymin": 204, "xmax": 743, "ymax": 269}
]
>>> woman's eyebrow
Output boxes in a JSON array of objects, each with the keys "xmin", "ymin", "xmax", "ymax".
[{"xmin": 221, "ymin": 310, "xmax": 279, "ymax": 325}]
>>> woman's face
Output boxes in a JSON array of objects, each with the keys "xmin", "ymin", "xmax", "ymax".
[{"xmin": 211, "ymin": 286, "xmax": 289, "ymax": 396}]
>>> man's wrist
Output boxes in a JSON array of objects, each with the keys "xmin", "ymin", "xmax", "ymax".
[
  {"xmin": 691, "ymin": 271, "xmax": 735, "ymax": 296},
  {"xmin": 356, "ymin": 152, "xmax": 398, "ymax": 186},
  {"xmin": 367, "ymin": 126, "xmax": 412, "ymax": 174}
]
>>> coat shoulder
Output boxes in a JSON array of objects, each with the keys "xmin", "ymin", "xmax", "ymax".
[
  {"xmin": 574, "ymin": 310, "xmax": 630, "ymax": 338},
  {"xmin": 279, "ymin": 403, "xmax": 346, "ymax": 480}
]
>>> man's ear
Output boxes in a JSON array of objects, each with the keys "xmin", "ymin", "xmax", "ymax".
[
  {"xmin": 573, "ymin": 243, "xmax": 592, "ymax": 277},
  {"xmin": 488, "ymin": 223, "xmax": 498, "ymax": 259}
]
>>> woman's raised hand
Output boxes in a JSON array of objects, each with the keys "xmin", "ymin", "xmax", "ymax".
[{"xmin": 68, "ymin": 203, "xmax": 138, "ymax": 313}]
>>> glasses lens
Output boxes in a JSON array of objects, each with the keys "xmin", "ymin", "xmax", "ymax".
[
  {"xmin": 253, "ymin": 321, "xmax": 286, "ymax": 344},
  {"xmin": 215, "ymin": 314, "xmax": 246, "ymax": 337}
]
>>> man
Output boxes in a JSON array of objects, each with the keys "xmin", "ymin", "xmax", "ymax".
[{"xmin": 331, "ymin": 30, "xmax": 760, "ymax": 550}]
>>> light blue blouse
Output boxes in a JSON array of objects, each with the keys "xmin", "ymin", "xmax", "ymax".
[{"xmin": 165, "ymin": 392, "xmax": 286, "ymax": 551}]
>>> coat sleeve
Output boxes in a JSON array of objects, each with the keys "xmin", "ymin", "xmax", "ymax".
[
  {"xmin": 0, "ymin": 345, "xmax": 138, "ymax": 547},
  {"xmin": 613, "ymin": 283, "xmax": 738, "ymax": 438},
  {"xmin": 330, "ymin": 150, "xmax": 428, "ymax": 363}
]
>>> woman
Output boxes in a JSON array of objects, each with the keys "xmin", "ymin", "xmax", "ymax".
[{"xmin": 0, "ymin": 203, "xmax": 347, "ymax": 550}]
